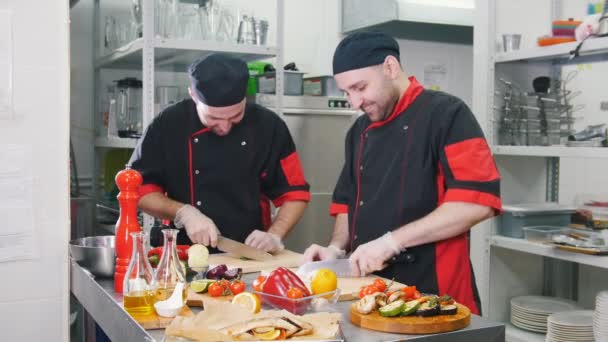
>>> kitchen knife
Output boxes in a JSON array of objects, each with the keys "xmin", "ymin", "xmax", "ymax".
[
  {"xmin": 216, "ymin": 236, "xmax": 274, "ymax": 262},
  {"xmin": 296, "ymin": 258, "xmax": 355, "ymax": 277}
]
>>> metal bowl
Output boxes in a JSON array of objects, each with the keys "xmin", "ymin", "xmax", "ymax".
[{"xmin": 69, "ymin": 236, "xmax": 115, "ymax": 277}]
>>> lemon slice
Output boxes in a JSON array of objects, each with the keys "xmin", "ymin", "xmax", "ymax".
[
  {"xmin": 253, "ymin": 328, "xmax": 280, "ymax": 340},
  {"xmin": 232, "ymin": 292, "xmax": 261, "ymax": 314}
]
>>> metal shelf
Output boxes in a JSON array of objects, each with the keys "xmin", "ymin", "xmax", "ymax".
[
  {"xmin": 94, "ymin": 137, "xmax": 138, "ymax": 149},
  {"xmin": 492, "ymin": 145, "xmax": 608, "ymax": 158},
  {"xmin": 505, "ymin": 323, "xmax": 545, "ymax": 342},
  {"xmin": 494, "ymin": 36, "xmax": 608, "ymax": 63},
  {"xmin": 490, "ymin": 235, "xmax": 608, "ymax": 270},
  {"xmin": 95, "ymin": 38, "xmax": 278, "ymax": 70}
]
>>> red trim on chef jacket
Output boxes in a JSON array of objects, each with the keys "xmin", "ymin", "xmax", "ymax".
[
  {"xmin": 435, "ymin": 167, "xmax": 480, "ymax": 315},
  {"xmin": 435, "ymin": 234, "xmax": 480, "ymax": 315},
  {"xmin": 329, "ymin": 203, "xmax": 349, "ymax": 216},
  {"xmin": 280, "ymin": 152, "xmax": 307, "ymax": 186},
  {"xmin": 188, "ymin": 128, "xmax": 211, "ymax": 205},
  {"xmin": 350, "ymin": 77, "xmax": 425, "ymax": 250},
  {"xmin": 260, "ymin": 196, "xmax": 272, "ymax": 230},
  {"xmin": 271, "ymin": 191, "xmax": 311, "ymax": 207},
  {"xmin": 139, "ymin": 184, "xmax": 164, "ymax": 197},
  {"xmin": 444, "ymin": 137, "xmax": 500, "ymax": 182},
  {"xmin": 444, "ymin": 188, "xmax": 503, "ymax": 214}
]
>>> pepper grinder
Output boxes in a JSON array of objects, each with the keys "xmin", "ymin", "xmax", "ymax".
[{"xmin": 114, "ymin": 165, "xmax": 143, "ymax": 293}]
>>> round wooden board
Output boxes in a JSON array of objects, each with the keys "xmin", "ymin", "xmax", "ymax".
[{"xmin": 350, "ymin": 303, "xmax": 471, "ymax": 334}]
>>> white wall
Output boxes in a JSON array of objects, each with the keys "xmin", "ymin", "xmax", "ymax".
[{"xmin": 0, "ymin": 0, "xmax": 70, "ymax": 341}]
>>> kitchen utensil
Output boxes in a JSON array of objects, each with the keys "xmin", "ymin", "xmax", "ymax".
[
  {"xmin": 237, "ymin": 14, "xmax": 256, "ymax": 44},
  {"xmin": 598, "ymin": 0, "xmax": 608, "ymax": 37},
  {"xmin": 255, "ymin": 19, "xmax": 268, "ymax": 45},
  {"xmin": 131, "ymin": 0, "xmax": 142, "ymax": 37},
  {"xmin": 152, "ymin": 229, "xmax": 189, "ymax": 303},
  {"xmin": 216, "ymin": 236, "xmax": 274, "ymax": 261},
  {"xmin": 154, "ymin": 282, "xmax": 185, "ymax": 318},
  {"xmin": 70, "ymin": 236, "xmax": 116, "ymax": 277},
  {"xmin": 569, "ymin": 124, "xmax": 607, "ymax": 141},
  {"xmin": 502, "ymin": 34, "xmax": 521, "ymax": 52},
  {"xmin": 123, "ymin": 231, "xmax": 156, "ymax": 317},
  {"xmin": 297, "ymin": 259, "xmax": 354, "ymax": 278}
]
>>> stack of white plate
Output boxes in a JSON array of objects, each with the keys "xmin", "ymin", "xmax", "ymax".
[
  {"xmin": 594, "ymin": 291, "xmax": 608, "ymax": 342},
  {"xmin": 510, "ymin": 296, "xmax": 581, "ymax": 333},
  {"xmin": 547, "ymin": 310, "xmax": 594, "ymax": 342}
]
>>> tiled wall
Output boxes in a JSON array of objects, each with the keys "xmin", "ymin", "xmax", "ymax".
[{"xmin": 0, "ymin": 0, "xmax": 70, "ymax": 340}]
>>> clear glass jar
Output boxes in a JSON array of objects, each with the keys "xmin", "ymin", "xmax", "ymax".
[
  {"xmin": 151, "ymin": 229, "xmax": 188, "ymax": 303},
  {"xmin": 123, "ymin": 231, "xmax": 156, "ymax": 316}
]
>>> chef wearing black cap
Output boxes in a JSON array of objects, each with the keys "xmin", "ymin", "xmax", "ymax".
[
  {"xmin": 130, "ymin": 53, "xmax": 310, "ymax": 252},
  {"xmin": 303, "ymin": 32, "xmax": 502, "ymax": 314}
]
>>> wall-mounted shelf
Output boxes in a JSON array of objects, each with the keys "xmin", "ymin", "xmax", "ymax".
[
  {"xmin": 494, "ymin": 36, "xmax": 608, "ymax": 63},
  {"xmin": 492, "ymin": 145, "xmax": 608, "ymax": 159}
]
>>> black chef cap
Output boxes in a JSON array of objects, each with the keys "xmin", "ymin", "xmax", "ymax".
[
  {"xmin": 188, "ymin": 53, "xmax": 249, "ymax": 107},
  {"xmin": 333, "ymin": 31, "xmax": 400, "ymax": 75}
]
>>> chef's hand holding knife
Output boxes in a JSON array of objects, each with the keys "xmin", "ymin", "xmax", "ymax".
[
  {"xmin": 349, "ymin": 232, "xmax": 402, "ymax": 276},
  {"xmin": 303, "ymin": 244, "xmax": 346, "ymax": 262},
  {"xmin": 174, "ymin": 204, "xmax": 220, "ymax": 247}
]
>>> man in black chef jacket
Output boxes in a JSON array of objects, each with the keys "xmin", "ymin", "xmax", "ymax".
[
  {"xmin": 130, "ymin": 53, "xmax": 310, "ymax": 252},
  {"xmin": 304, "ymin": 32, "xmax": 502, "ymax": 314}
]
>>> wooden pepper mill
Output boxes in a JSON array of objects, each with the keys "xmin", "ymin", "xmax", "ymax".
[{"xmin": 114, "ymin": 165, "xmax": 143, "ymax": 293}]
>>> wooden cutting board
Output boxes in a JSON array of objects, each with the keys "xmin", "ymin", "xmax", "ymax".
[
  {"xmin": 186, "ymin": 288, "xmax": 233, "ymax": 307},
  {"xmin": 132, "ymin": 306, "xmax": 194, "ymax": 330},
  {"xmin": 350, "ymin": 303, "xmax": 470, "ymax": 334},
  {"xmin": 337, "ymin": 277, "xmax": 407, "ymax": 301},
  {"xmin": 208, "ymin": 249, "xmax": 303, "ymax": 273}
]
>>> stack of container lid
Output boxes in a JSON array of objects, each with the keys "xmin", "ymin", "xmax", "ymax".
[{"xmin": 538, "ymin": 19, "xmax": 582, "ymax": 46}]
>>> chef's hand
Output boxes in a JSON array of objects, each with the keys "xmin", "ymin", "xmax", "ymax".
[
  {"xmin": 245, "ymin": 230, "xmax": 284, "ymax": 253},
  {"xmin": 174, "ymin": 204, "xmax": 220, "ymax": 247},
  {"xmin": 303, "ymin": 244, "xmax": 346, "ymax": 262},
  {"xmin": 349, "ymin": 232, "xmax": 402, "ymax": 276}
]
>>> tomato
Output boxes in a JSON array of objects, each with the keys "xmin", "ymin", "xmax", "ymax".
[
  {"xmin": 413, "ymin": 290, "xmax": 422, "ymax": 299},
  {"xmin": 230, "ymin": 280, "xmax": 246, "ymax": 295},
  {"xmin": 402, "ymin": 286, "xmax": 417, "ymax": 299},
  {"xmin": 358, "ymin": 285, "xmax": 380, "ymax": 299},
  {"xmin": 287, "ymin": 287, "xmax": 305, "ymax": 299},
  {"xmin": 252, "ymin": 275, "xmax": 267, "ymax": 292},
  {"xmin": 208, "ymin": 282, "xmax": 224, "ymax": 297},
  {"xmin": 373, "ymin": 279, "xmax": 387, "ymax": 293}
]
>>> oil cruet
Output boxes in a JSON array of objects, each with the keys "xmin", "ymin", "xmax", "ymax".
[
  {"xmin": 152, "ymin": 229, "xmax": 188, "ymax": 303},
  {"xmin": 123, "ymin": 231, "xmax": 155, "ymax": 316}
]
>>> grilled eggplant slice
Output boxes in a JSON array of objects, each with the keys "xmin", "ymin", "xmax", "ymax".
[
  {"xmin": 416, "ymin": 298, "xmax": 440, "ymax": 317},
  {"xmin": 440, "ymin": 304, "xmax": 458, "ymax": 315}
]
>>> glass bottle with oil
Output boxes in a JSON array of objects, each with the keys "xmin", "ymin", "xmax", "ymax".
[
  {"xmin": 151, "ymin": 229, "xmax": 188, "ymax": 303},
  {"xmin": 123, "ymin": 231, "xmax": 156, "ymax": 316}
]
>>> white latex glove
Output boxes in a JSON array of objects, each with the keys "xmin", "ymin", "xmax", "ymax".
[
  {"xmin": 303, "ymin": 244, "xmax": 346, "ymax": 262},
  {"xmin": 349, "ymin": 232, "xmax": 402, "ymax": 276},
  {"xmin": 174, "ymin": 204, "xmax": 220, "ymax": 247},
  {"xmin": 245, "ymin": 230, "xmax": 285, "ymax": 253}
]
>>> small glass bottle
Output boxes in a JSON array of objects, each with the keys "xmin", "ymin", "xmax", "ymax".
[
  {"xmin": 123, "ymin": 231, "xmax": 156, "ymax": 316},
  {"xmin": 152, "ymin": 229, "xmax": 188, "ymax": 303}
]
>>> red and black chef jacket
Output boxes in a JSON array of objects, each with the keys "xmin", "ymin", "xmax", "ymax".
[
  {"xmin": 329, "ymin": 77, "xmax": 502, "ymax": 314},
  {"xmin": 130, "ymin": 99, "xmax": 310, "ymax": 246}
]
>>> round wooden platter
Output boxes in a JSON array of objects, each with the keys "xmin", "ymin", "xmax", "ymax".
[{"xmin": 350, "ymin": 303, "xmax": 471, "ymax": 334}]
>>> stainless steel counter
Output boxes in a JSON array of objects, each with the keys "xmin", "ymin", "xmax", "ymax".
[{"xmin": 70, "ymin": 260, "xmax": 504, "ymax": 341}]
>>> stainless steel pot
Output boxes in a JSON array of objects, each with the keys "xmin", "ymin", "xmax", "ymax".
[{"xmin": 69, "ymin": 236, "xmax": 115, "ymax": 277}]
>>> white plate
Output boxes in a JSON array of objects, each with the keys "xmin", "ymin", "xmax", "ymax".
[
  {"xmin": 512, "ymin": 319, "xmax": 548, "ymax": 333},
  {"xmin": 511, "ymin": 296, "xmax": 580, "ymax": 314},
  {"xmin": 548, "ymin": 310, "xmax": 594, "ymax": 327}
]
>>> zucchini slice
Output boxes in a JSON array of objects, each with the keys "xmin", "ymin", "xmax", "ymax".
[{"xmin": 379, "ymin": 299, "xmax": 405, "ymax": 317}]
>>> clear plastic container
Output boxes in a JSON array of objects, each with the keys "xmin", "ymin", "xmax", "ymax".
[
  {"xmin": 498, "ymin": 203, "xmax": 576, "ymax": 238},
  {"xmin": 522, "ymin": 226, "xmax": 566, "ymax": 243},
  {"xmin": 252, "ymin": 289, "xmax": 341, "ymax": 315}
]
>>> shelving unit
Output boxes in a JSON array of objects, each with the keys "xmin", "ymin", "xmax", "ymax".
[
  {"xmin": 474, "ymin": 1, "xmax": 608, "ymax": 341},
  {"xmin": 91, "ymin": 0, "xmax": 285, "ymax": 231}
]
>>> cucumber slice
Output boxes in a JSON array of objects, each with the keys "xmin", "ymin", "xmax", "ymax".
[
  {"xmin": 379, "ymin": 299, "xmax": 405, "ymax": 317},
  {"xmin": 400, "ymin": 300, "xmax": 420, "ymax": 316}
]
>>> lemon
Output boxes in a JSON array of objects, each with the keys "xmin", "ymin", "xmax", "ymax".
[
  {"xmin": 311, "ymin": 268, "xmax": 338, "ymax": 297},
  {"xmin": 232, "ymin": 292, "xmax": 261, "ymax": 314},
  {"xmin": 253, "ymin": 328, "xmax": 280, "ymax": 340}
]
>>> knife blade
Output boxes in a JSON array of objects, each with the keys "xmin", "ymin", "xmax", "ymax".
[
  {"xmin": 216, "ymin": 236, "xmax": 274, "ymax": 262},
  {"xmin": 296, "ymin": 258, "xmax": 355, "ymax": 277}
]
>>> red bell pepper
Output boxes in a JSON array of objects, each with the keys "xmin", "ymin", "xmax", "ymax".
[
  {"xmin": 147, "ymin": 245, "xmax": 189, "ymax": 267},
  {"xmin": 261, "ymin": 267, "xmax": 311, "ymax": 314}
]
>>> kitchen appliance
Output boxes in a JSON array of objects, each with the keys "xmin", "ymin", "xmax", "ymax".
[
  {"xmin": 598, "ymin": 0, "xmax": 608, "ymax": 36},
  {"xmin": 114, "ymin": 77, "xmax": 142, "ymax": 138},
  {"xmin": 254, "ymin": 95, "xmax": 359, "ymax": 253}
]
